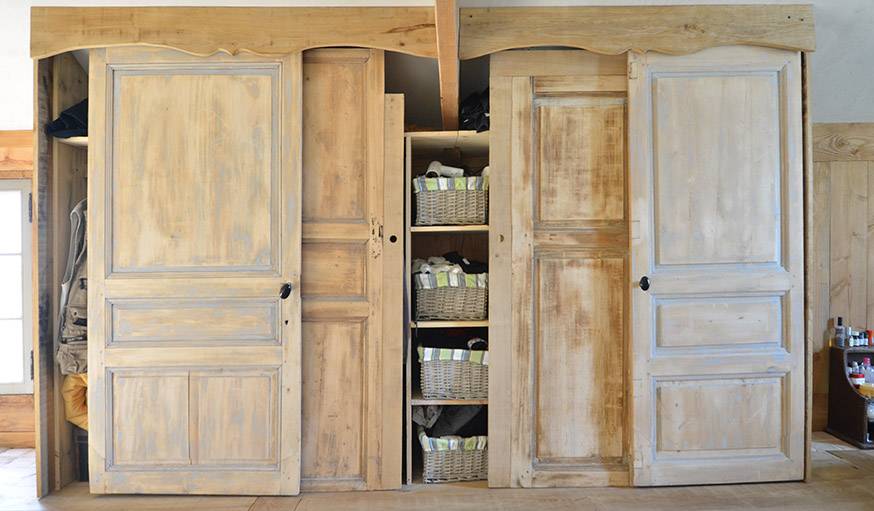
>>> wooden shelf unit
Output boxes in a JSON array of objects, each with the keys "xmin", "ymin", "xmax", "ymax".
[{"xmin": 404, "ymin": 129, "xmax": 490, "ymax": 485}]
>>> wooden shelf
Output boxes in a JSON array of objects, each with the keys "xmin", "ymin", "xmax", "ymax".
[
  {"xmin": 406, "ymin": 130, "xmax": 489, "ymax": 155},
  {"xmin": 54, "ymin": 136, "xmax": 88, "ymax": 147},
  {"xmin": 411, "ymin": 225, "xmax": 488, "ymax": 233},
  {"xmin": 411, "ymin": 391, "xmax": 488, "ymax": 406},
  {"xmin": 411, "ymin": 320, "xmax": 488, "ymax": 329}
]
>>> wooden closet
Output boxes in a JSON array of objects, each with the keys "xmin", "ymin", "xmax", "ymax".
[{"xmin": 28, "ymin": 4, "xmax": 814, "ymax": 498}]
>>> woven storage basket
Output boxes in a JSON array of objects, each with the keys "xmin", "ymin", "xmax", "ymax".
[
  {"xmin": 420, "ymin": 357, "xmax": 488, "ymax": 400},
  {"xmin": 415, "ymin": 287, "xmax": 487, "ymax": 320},
  {"xmin": 419, "ymin": 429, "xmax": 488, "ymax": 484},
  {"xmin": 423, "ymin": 448, "xmax": 488, "ymax": 483},
  {"xmin": 415, "ymin": 189, "xmax": 488, "ymax": 225}
]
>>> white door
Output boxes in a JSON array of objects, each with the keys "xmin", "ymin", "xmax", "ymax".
[
  {"xmin": 628, "ymin": 46, "xmax": 804, "ymax": 485},
  {"xmin": 88, "ymin": 47, "xmax": 302, "ymax": 494}
]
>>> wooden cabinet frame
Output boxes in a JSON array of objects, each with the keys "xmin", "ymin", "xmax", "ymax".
[{"xmin": 29, "ymin": 3, "xmax": 815, "ymax": 497}]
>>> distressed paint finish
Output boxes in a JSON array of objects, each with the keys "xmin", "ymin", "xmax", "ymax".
[
  {"xmin": 88, "ymin": 47, "xmax": 302, "ymax": 495},
  {"xmin": 491, "ymin": 50, "xmax": 630, "ymax": 488},
  {"xmin": 628, "ymin": 46, "xmax": 805, "ymax": 486}
]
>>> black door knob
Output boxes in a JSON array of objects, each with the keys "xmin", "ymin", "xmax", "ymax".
[
  {"xmin": 279, "ymin": 283, "xmax": 293, "ymax": 299},
  {"xmin": 639, "ymin": 276, "xmax": 650, "ymax": 291}
]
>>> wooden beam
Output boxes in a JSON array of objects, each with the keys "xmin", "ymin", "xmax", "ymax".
[
  {"xmin": 814, "ymin": 123, "xmax": 874, "ymax": 161},
  {"xmin": 435, "ymin": 0, "xmax": 459, "ymax": 130},
  {"xmin": 0, "ymin": 130, "xmax": 33, "ymax": 175},
  {"xmin": 31, "ymin": 7, "xmax": 437, "ymax": 59},
  {"xmin": 460, "ymin": 5, "xmax": 815, "ymax": 59}
]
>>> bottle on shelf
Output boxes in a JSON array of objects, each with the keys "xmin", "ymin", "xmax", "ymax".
[{"xmin": 836, "ymin": 317, "xmax": 847, "ymax": 347}]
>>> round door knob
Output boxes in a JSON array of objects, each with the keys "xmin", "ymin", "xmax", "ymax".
[
  {"xmin": 279, "ymin": 283, "xmax": 293, "ymax": 299},
  {"xmin": 639, "ymin": 276, "xmax": 650, "ymax": 291}
]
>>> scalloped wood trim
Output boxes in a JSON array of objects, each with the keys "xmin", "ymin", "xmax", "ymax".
[
  {"xmin": 31, "ymin": 7, "xmax": 437, "ymax": 59},
  {"xmin": 460, "ymin": 5, "xmax": 814, "ymax": 59}
]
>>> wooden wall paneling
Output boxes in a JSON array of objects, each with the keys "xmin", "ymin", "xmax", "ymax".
[
  {"xmin": 811, "ymin": 123, "xmax": 874, "ymax": 433},
  {"xmin": 0, "ymin": 395, "xmax": 35, "ymax": 448},
  {"xmin": 460, "ymin": 5, "xmax": 814, "ymax": 59},
  {"xmin": 434, "ymin": 0, "xmax": 459, "ymax": 130},
  {"xmin": 0, "ymin": 130, "xmax": 33, "ymax": 178},
  {"xmin": 301, "ymin": 48, "xmax": 400, "ymax": 491},
  {"xmin": 33, "ymin": 57, "xmax": 55, "ymax": 499},
  {"xmin": 31, "ymin": 7, "xmax": 437, "ymax": 60},
  {"xmin": 50, "ymin": 52, "xmax": 88, "ymax": 491}
]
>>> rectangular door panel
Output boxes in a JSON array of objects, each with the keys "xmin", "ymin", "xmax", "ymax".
[
  {"xmin": 629, "ymin": 46, "xmax": 804, "ymax": 486},
  {"xmin": 88, "ymin": 47, "xmax": 302, "ymax": 495}
]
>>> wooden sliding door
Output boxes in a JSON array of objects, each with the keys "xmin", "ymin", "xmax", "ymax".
[
  {"xmin": 628, "ymin": 46, "xmax": 804, "ymax": 485},
  {"xmin": 300, "ymin": 49, "xmax": 402, "ymax": 491},
  {"xmin": 88, "ymin": 48, "xmax": 302, "ymax": 494},
  {"xmin": 490, "ymin": 50, "xmax": 630, "ymax": 488}
]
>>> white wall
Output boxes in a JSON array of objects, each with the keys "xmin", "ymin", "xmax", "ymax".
[{"xmin": 2, "ymin": 0, "xmax": 872, "ymax": 129}]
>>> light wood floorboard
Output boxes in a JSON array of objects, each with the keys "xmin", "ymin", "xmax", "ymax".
[{"xmin": 4, "ymin": 434, "xmax": 874, "ymax": 511}]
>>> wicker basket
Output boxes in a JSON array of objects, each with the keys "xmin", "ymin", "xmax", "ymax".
[
  {"xmin": 415, "ymin": 287, "xmax": 487, "ymax": 321},
  {"xmin": 415, "ymin": 189, "xmax": 488, "ymax": 225},
  {"xmin": 422, "ymin": 445, "xmax": 488, "ymax": 483},
  {"xmin": 420, "ymin": 357, "xmax": 488, "ymax": 400}
]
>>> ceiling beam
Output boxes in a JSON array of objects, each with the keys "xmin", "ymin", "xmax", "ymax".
[{"xmin": 434, "ymin": 0, "xmax": 460, "ymax": 130}]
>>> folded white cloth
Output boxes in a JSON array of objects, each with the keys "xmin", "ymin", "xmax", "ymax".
[{"xmin": 412, "ymin": 256, "xmax": 464, "ymax": 274}]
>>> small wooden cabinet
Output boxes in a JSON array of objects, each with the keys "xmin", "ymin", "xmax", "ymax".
[{"xmin": 827, "ymin": 347, "xmax": 874, "ymax": 448}]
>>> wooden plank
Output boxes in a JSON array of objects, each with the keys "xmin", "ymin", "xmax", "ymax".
[
  {"xmin": 31, "ymin": 7, "xmax": 437, "ymax": 59},
  {"xmin": 51, "ymin": 51, "xmax": 88, "ymax": 492},
  {"xmin": 380, "ymin": 93, "xmax": 405, "ymax": 490},
  {"xmin": 411, "ymin": 225, "xmax": 488, "ymax": 233},
  {"xmin": 411, "ymin": 320, "xmax": 488, "ymax": 329},
  {"xmin": 811, "ymin": 161, "xmax": 831, "ymax": 433},
  {"xmin": 803, "ymin": 52, "xmax": 813, "ymax": 481},
  {"xmin": 0, "ymin": 395, "xmax": 35, "ymax": 435},
  {"xmin": 0, "ymin": 130, "xmax": 33, "ymax": 173},
  {"xmin": 829, "ymin": 161, "xmax": 869, "ymax": 328},
  {"xmin": 491, "ymin": 50, "xmax": 626, "ymax": 78},
  {"xmin": 814, "ymin": 123, "xmax": 874, "ymax": 162},
  {"xmin": 460, "ymin": 5, "xmax": 815, "ymax": 59},
  {"xmin": 33, "ymin": 57, "xmax": 55, "ymax": 499},
  {"xmin": 434, "ymin": 0, "xmax": 459, "ymax": 130},
  {"xmin": 534, "ymin": 75, "xmax": 627, "ymax": 95}
]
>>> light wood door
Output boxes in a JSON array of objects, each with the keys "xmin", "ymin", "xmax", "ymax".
[
  {"xmin": 299, "ymin": 49, "xmax": 403, "ymax": 491},
  {"xmin": 490, "ymin": 50, "xmax": 630, "ymax": 488},
  {"xmin": 88, "ymin": 47, "xmax": 302, "ymax": 495},
  {"xmin": 628, "ymin": 46, "xmax": 804, "ymax": 485}
]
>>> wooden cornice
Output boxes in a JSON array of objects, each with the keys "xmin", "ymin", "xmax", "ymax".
[
  {"xmin": 460, "ymin": 4, "xmax": 815, "ymax": 59},
  {"xmin": 31, "ymin": 7, "xmax": 437, "ymax": 59}
]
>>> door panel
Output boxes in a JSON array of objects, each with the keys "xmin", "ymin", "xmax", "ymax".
[
  {"xmin": 490, "ymin": 50, "xmax": 630, "ymax": 488},
  {"xmin": 629, "ymin": 46, "xmax": 804, "ymax": 485},
  {"xmin": 88, "ymin": 47, "xmax": 302, "ymax": 494},
  {"xmin": 299, "ymin": 48, "xmax": 402, "ymax": 491}
]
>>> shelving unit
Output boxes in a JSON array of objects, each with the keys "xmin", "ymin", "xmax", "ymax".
[{"xmin": 404, "ymin": 130, "xmax": 490, "ymax": 485}]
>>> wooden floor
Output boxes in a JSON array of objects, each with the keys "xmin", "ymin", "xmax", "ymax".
[{"xmin": 4, "ymin": 433, "xmax": 874, "ymax": 510}]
